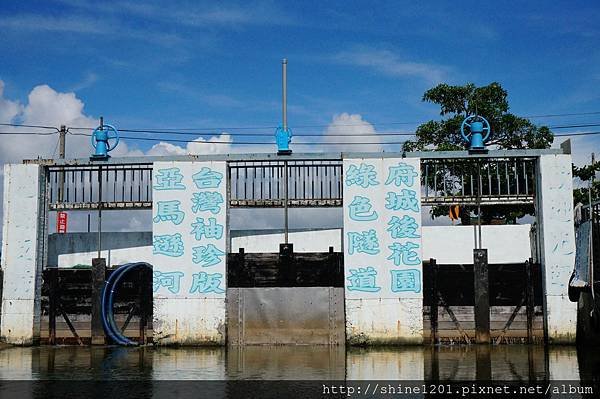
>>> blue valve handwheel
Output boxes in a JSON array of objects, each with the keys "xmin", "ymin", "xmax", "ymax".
[
  {"xmin": 460, "ymin": 115, "xmax": 491, "ymax": 143},
  {"xmin": 91, "ymin": 124, "xmax": 120, "ymax": 151}
]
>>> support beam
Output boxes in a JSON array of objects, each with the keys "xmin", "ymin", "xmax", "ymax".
[
  {"xmin": 473, "ymin": 249, "xmax": 490, "ymax": 344},
  {"xmin": 48, "ymin": 267, "xmax": 58, "ymax": 345},
  {"xmin": 525, "ymin": 258, "xmax": 535, "ymax": 344},
  {"xmin": 91, "ymin": 258, "xmax": 106, "ymax": 345}
]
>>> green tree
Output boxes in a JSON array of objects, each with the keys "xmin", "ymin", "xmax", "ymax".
[
  {"xmin": 573, "ymin": 162, "xmax": 600, "ymax": 205},
  {"xmin": 403, "ymin": 82, "xmax": 554, "ymax": 152},
  {"xmin": 403, "ymin": 82, "xmax": 555, "ymax": 224}
]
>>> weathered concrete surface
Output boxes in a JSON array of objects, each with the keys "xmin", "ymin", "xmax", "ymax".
[
  {"xmin": 536, "ymin": 154, "xmax": 577, "ymax": 343},
  {"xmin": 346, "ymin": 298, "xmax": 424, "ymax": 345},
  {"xmin": 151, "ymin": 161, "xmax": 228, "ymax": 346},
  {"xmin": 0, "ymin": 164, "xmax": 42, "ymax": 345},
  {"xmin": 343, "ymin": 157, "xmax": 424, "ymax": 345},
  {"xmin": 152, "ymin": 298, "xmax": 226, "ymax": 346}
]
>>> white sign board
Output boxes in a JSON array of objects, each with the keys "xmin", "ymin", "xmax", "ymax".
[
  {"xmin": 343, "ymin": 157, "xmax": 423, "ymax": 299},
  {"xmin": 152, "ymin": 161, "xmax": 227, "ymax": 299}
]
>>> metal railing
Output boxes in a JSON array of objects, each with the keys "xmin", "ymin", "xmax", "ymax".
[
  {"xmin": 45, "ymin": 156, "xmax": 538, "ymax": 210},
  {"xmin": 228, "ymin": 160, "xmax": 343, "ymax": 207},
  {"xmin": 48, "ymin": 164, "xmax": 153, "ymax": 210},
  {"xmin": 420, "ymin": 157, "xmax": 537, "ymax": 205}
]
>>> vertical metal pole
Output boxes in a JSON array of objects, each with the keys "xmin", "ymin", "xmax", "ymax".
[
  {"xmin": 477, "ymin": 162, "xmax": 482, "ymax": 249},
  {"xmin": 589, "ymin": 153, "xmax": 595, "ymax": 303},
  {"xmin": 282, "ymin": 58, "xmax": 287, "ymax": 131},
  {"xmin": 474, "ymin": 248, "xmax": 490, "ymax": 344},
  {"xmin": 98, "ymin": 166, "xmax": 102, "ymax": 259},
  {"xmin": 97, "ymin": 116, "xmax": 104, "ymax": 259},
  {"xmin": 284, "ymin": 161, "xmax": 289, "ymax": 244},
  {"xmin": 58, "ymin": 125, "xmax": 66, "ymax": 202}
]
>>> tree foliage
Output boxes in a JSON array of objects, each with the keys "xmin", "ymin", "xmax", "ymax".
[
  {"xmin": 404, "ymin": 83, "xmax": 555, "ymax": 223},
  {"xmin": 573, "ymin": 162, "xmax": 600, "ymax": 205},
  {"xmin": 403, "ymin": 83, "xmax": 554, "ymax": 152}
]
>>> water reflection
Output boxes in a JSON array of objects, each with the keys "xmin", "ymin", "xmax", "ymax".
[{"xmin": 0, "ymin": 345, "xmax": 595, "ymax": 382}]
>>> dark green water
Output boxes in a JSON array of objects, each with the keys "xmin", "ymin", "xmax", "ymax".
[{"xmin": 0, "ymin": 345, "xmax": 597, "ymax": 381}]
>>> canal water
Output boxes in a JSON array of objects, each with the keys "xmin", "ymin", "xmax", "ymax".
[{"xmin": 0, "ymin": 345, "xmax": 597, "ymax": 397}]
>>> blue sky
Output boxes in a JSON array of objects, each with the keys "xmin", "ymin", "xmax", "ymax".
[
  {"xmin": 0, "ymin": 0, "xmax": 599, "ymax": 163},
  {"xmin": 0, "ymin": 1, "xmax": 599, "ymax": 236}
]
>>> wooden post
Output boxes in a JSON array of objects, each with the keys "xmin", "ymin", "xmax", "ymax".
[
  {"xmin": 48, "ymin": 267, "xmax": 58, "ymax": 345},
  {"xmin": 473, "ymin": 249, "xmax": 490, "ymax": 344},
  {"xmin": 91, "ymin": 258, "xmax": 106, "ymax": 345},
  {"xmin": 279, "ymin": 243, "xmax": 294, "ymax": 286},
  {"xmin": 525, "ymin": 257, "xmax": 535, "ymax": 344},
  {"xmin": 328, "ymin": 246, "xmax": 335, "ymax": 286},
  {"xmin": 138, "ymin": 267, "xmax": 146, "ymax": 345},
  {"xmin": 429, "ymin": 258, "xmax": 438, "ymax": 345}
]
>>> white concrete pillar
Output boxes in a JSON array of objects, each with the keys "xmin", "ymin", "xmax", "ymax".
[
  {"xmin": 151, "ymin": 161, "xmax": 227, "ymax": 345},
  {"xmin": 1, "ymin": 164, "xmax": 44, "ymax": 345},
  {"xmin": 536, "ymin": 154, "xmax": 577, "ymax": 343},
  {"xmin": 343, "ymin": 157, "xmax": 424, "ymax": 344}
]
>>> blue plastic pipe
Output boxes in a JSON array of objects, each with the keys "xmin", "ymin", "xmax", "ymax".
[{"xmin": 100, "ymin": 262, "xmax": 152, "ymax": 345}]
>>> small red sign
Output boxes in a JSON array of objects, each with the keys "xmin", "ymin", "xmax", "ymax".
[{"xmin": 57, "ymin": 212, "xmax": 68, "ymax": 233}]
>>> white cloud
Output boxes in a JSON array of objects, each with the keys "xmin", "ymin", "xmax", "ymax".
[
  {"xmin": 0, "ymin": 14, "xmax": 184, "ymax": 47},
  {"xmin": 56, "ymin": 0, "xmax": 296, "ymax": 28},
  {"xmin": 331, "ymin": 48, "xmax": 447, "ymax": 85},
  {"xmin": 145, "ymin": 134, "xmax": 234, "ymax": 156},
  {"xmin": 70, "ymin": 72, "xmax": 99, "ymax": 92},
  {"xmin": 320, "ymin": 112, "xmax": 384, "ymax": 152}
]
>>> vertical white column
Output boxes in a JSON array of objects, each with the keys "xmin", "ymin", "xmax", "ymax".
[
  {"xmin": 152, "ymin": 161, "xmax": 227, "ymax": 345},
  {"xmin": 1, "ymin": 164, "xmax": 43, "ymax": 345},
  {"xmin": 343, "ymin": 157, "xmax": 423, "ymax": 344},
  {"xmin": 536, "ymin": 154, "xmax": 577, "ymax": 343}
]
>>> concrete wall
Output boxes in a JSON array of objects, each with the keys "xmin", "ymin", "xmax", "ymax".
[
  {"xmin": 230, "ymin": 229, "xmax": 342, "ymax": 253},
  {"xmin": 48, "ymin": 232, "xmax": 153, "ymax": 267},
  {"xmin": 48, "ymin": 225, "xmax": 532, "ymax": 268},
  {"xmin": 343, "ymin": 157, "xmax": 424, "ymax": 345},
  {"xmin": 1, "ymin": 164, "xmax": 43, "ymax": 345},
  {"xmin": 536, "ymin": 154, "xmax": 577, "ymax": 343},
  {"xmin": 422, "ymin": 225, "xmax": 532, "ymax": 264},
  {"xmin": 151, "ymin": 161, "xmax": 228, "ymax": 346}
]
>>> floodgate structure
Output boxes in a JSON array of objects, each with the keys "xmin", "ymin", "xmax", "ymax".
[{"xmin": 0, "ymin": 146, "xmax": 586, "ymax": 346}]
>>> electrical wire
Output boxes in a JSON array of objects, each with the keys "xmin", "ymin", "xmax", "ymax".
[
  {"xmin": 0, "ymin": 131, "xmax": 58, "ymax": 135},
  {"xmin": 65, "ymin": 129, "xmax": 600, "ymax": 146},
  {"xmin": 68, "ymin": 131, "xmax": 405, "ymax": 145},
  {"xmin": 63, "ymin": 110, "xmax": 600, "ymax": 132},
  {"xmin": 0, "ymin": 122, "xmax": 59, "ymax": 130}
]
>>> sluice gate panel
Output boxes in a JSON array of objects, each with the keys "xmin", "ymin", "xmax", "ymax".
[{"xmin": 227, "ymin": 250, "xmax": 345, "ymax": 345}]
